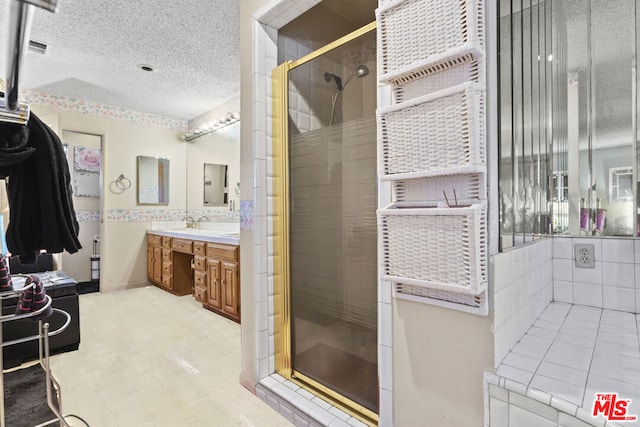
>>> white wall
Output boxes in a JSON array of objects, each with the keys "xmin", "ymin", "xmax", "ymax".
[
  {"xmin": 60, "ymin": 130, "xmax": 102, "ymax": 283},
  {"xmin": 31, "ymin": 104, "xmax": 186, "ymax": 292},
  {"xmin": 394, "ymin": 300, "xmax": 494, "ymax": 427}
]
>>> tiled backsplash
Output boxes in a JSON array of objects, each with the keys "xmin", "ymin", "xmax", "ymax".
[
  {"xmin": 493, "ymin": 238, "xmax": 554, "ymax": 367},
  {"xmin": 106, "ymin": 208, "xmax": 239, "ymax": 222},
  {"xmin": 76, "ymin": 210, "xmax": 101, "ymax": 222},
  {"xmin": 553, "ymin": 237, "xmax": 640, "ymax": 314},
  {"xmin": 186, "ymin": 209, "xmax": 240, "ymax": 222}
]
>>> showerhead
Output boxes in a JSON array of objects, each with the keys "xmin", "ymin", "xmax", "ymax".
[
  {"xmin": 325, "ymin": 64, "xmax": 371, "ymax": 126},
  {"xmin": 324, "ymin": 65, "xmax": 370, "ymax": 92},
  {"xmin": 324, "ymin": 72, "xmax": 343, "ymax": 90},
  {"xmin": 355, "ymin": 64, "xmax": 369, "ymax": 78}
]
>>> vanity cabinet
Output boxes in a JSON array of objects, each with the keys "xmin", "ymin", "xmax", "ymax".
[
  {"xmin": 205, "ymin": 259, "xmax": 222, "ymax": 310},
  {"xmin": 148, "ymin": 231, "xmax": 241, "ymax": 323},
  {"xmin": 147, "ymin": 235, "xmax": 172, "ymax": 291},
  {"xmin": 220, "ymin": 261, "xmax": 239, "ymax": 319},
  {"xmin": 147, "ymin": 235, "xmax": 194, "ymax": 296},
  {"xmin": 203, "ymin": 243, "xmax": 240, "ymax": 322}
]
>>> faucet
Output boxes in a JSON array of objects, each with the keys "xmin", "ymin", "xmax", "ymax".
[{"xmin": 186, "ymin": 216, "xmax": 196, "ymax": 228}]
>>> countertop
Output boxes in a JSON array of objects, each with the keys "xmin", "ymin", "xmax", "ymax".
[{"xmin": 147, "ymin": 228, "xmax": 240, "ymax": 246}]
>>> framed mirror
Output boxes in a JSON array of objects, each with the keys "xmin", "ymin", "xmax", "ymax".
[
  {"xmin": 203, "ymin": 163, "xmax": 228, "ymax": 206},
  {"xmin": 137, "ymin": 156, "xmax": 170, "ymax": 205}
]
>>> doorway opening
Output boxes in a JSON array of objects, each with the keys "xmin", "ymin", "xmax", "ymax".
[{"xmin": 272, "ymin": 23, "xmax": 378, "ymax": 423}]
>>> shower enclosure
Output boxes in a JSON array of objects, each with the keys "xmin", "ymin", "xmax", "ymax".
[{"xmin": 272, "ymin": 23, "xmax": 378, "ymax": 422}]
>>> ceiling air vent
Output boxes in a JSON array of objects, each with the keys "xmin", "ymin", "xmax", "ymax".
[{"xmin": 28, "ymin": 40, "xmax": 48, "ymax": 55}]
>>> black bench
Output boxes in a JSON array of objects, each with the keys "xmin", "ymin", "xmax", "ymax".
[{"xmin": 2, "ymin": 258, "xmax": 81, "ymax": 368}]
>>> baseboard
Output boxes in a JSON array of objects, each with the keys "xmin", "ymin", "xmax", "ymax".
[
  {"xmin": 239, "ymin": 372, "xmax": 256, "ymax": 394},
  {"xmin": 101, "ymin": 281, "xmax": 150, "ymax": 293}
]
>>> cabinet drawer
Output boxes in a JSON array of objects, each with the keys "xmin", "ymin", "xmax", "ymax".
[
  {"xmin": 206, "ymin": 243, "xmax": 238, "ymax": 261},
  {"xmin": 161, "ymin": 237, "xmax": 172, "ymax": 249},
  {"xmin": 193, "ymin": 241, "xmax": 206, "ymax": 256},
  {"xmin": 194, "ymin": 270, "xmax": 207, "ymax": 287},
  {"xmin": 162, "ymin": 261, "xmax": 172, "ymax": 276},
  {"xmin": 193, "ymin": 255, "xmax": 206, "ymax": 270},
  {"xmin": 148, "ymin": 234, "xmax": 161, "ymax": 247},
  {"xmin": 194, "ymin": 285, "xmax": 207, "ymax": 303},
  {"xmin": 161, "ymin": 274, "xmax": 172, "ymax": 288},
  {"xmin": 172, "ymin": 238, "xmax": 193, "ymax": 254},
  {"xmin": 162, "ymin": 249, "xmax": 172, "ymax": 262}
]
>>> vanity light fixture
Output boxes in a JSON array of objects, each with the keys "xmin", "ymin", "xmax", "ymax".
[{"xmin": 183, "ymin": 111, "xmax": 240, "ymax": 142}]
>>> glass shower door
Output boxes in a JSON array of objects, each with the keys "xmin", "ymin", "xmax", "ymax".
[{"xmin": 285, "ymin": 27, "xmax": 379, "ymax": 416}]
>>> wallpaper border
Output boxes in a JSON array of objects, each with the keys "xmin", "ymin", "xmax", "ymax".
[{"xmin": 25, "ymin": 90, "xmax": 188, "ymax": 131}]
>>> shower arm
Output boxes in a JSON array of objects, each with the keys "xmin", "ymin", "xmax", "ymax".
[{"xmin": 340, "ymin": 72, "xmax": 357, "ymax": 90}]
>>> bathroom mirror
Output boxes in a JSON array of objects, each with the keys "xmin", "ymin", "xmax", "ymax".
[
  {"xmin": 137, "ymin": 156, "xmax": 170, "ymax": 205},
  {"xmin": 498, "ymin": 0, "xmax": 640, "ymax": 249},
  {"xmin": 203, "ymin": 163, "xmax": 228, "ymax": 206}
]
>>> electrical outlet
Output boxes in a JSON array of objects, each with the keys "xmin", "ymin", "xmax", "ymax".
[{"xmin": 574, "ymin": 243, "xmax": 595, "ymax": 268}]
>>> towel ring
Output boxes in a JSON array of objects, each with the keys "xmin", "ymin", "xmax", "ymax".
[{"xmin": 111, "ymin": 174, "xmax": 131, "ymax": 193}]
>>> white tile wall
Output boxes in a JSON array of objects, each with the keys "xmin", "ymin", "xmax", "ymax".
[
  {"xmin": 493, "ymin": 239, "xmax": 554, "ymax": 367},
  {"xmin": 485, "ymin": 383, "xmax": 604, "ymax": 427},
  {"xmin": 553, "ymin": 238, "xmax": 573, "ymax": 259},
  {"xmin": 553, "ymin": 281, "xmax": 573, "ymax": 304},
  {"xmin": 552, "ymin": 237, "xmax": 638, "ymax": 313},
  {"xmin": 257, "ymin": 377, "xmax": 370, "ymax": 427},
  {"xmin": 573, "ymin": 282, "xmax": 603, "ymax": 308},
  {"xmin": 602, "ymin": 239, "xmax": 635, "ymax": 263}
]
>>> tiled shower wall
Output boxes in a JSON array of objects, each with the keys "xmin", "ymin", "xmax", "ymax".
[
  {"xmin": 553, "ymin": 237, "xmax": 640, "ymax": 313},
  {"xmin": 279, "ymin": 34, "xmax": 376, "ymax": 133},
  {"xmin": 493, "ymin": 238, "xmax": 554, "ymax": 367}
]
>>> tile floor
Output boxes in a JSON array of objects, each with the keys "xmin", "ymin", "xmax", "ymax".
[
  {"xmin": 497, "ymin": 302, "xmax": 640, "ymax": 417},
  {"xmin": 42, "ymin": 286, "xmax": 291, "ymax": 426}
]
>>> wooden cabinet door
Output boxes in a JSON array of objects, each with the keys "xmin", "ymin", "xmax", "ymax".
[
  {"xmin": 147, "ymin": 245, "xmax": 154, "ymax": 281},
  {"xmin": 221, "ymin": 261, "xmax": 239, "ymax": 320},
  {"xmin": 153, "ymin": 247, "xmax": 162, "ymax": 284},
  {"xmin": 207, "ymin": 258, "xmax": 222, "ymax": 310}
]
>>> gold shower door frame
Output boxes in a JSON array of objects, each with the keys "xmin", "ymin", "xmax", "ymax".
[{"xmin": 271, "ymin": 22, "xmax": 378, "ymax": 425}]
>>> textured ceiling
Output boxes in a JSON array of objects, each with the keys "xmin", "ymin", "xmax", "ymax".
[{"xmin": 0, "ymin": 0, "xmax": 240, "ymax": 121}]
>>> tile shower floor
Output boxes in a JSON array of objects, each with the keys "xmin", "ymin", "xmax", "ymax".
[
  {"xmin": 497, "ymin": 302, "xmax": 640, "ymax": 419},
  {"xmin": 42, "ymin": 286, "xmax": 291, "ymax": 427}
]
